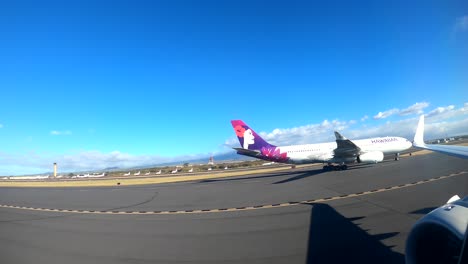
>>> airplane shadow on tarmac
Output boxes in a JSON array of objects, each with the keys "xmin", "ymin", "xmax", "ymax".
[
  {"xmin": 272, "ymin": 163, "xmax": 377, "ymax": 184},
  {"xmin": 272, "ymin": 170, "xmax": 325, "ymax": 184},
  {"xmin": 306, "ymin": 203, "xmax": 404, "ymax": 264},
  {"xmin": 198, "ymin": 162, "xmax": 383, "ymax": 185},
  {"xmin": 197, "ymin": 169, "xmax": 326, "ymax": 184}
]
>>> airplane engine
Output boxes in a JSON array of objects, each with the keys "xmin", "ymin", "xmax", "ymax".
[
  {"xmin": 357, "ymin": 151, "xmax": 384, "ymax": 163},
  {"xmin": 405, "ymin": 196, "xmax": 467, "ymax": 264}
]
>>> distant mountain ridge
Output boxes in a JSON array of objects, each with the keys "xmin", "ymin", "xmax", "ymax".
[
  {"xmin": 139, "ymin": 150, "xmax": 253, "ymax": 168},
  {"xmin": 99, "ymin": 150, "xmax": 253, "ymax": 172},
  {"xmin": 8, "ymin": 150, "xmax": 252, "ymax": 177}
]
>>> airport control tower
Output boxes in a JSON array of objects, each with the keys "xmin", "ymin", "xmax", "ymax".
[
  {"xmin": 53, "ymin": 163, "xmax": 57, "ymax": 178},
  {"xmin": 208, "ymin": 156, "xmax": 214, "ymax": 165}
]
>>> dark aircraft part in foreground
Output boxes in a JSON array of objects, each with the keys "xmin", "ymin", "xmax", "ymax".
[{"xmin": 406, "ymin": 196, "xmax": 468, "ymax": 264}]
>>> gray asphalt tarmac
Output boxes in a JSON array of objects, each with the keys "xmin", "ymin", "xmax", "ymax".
[{"xmin": 1, "ymin": 153, "xmax": 467, "ymax": 264}]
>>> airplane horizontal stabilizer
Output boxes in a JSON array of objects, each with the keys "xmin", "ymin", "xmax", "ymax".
[{"xmin": 233, "ymin": 147, "xmax": 262, "ymax": 158}]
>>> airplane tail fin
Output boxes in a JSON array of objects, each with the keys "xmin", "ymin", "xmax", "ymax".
[
  {"xmin": 230, "ymin": 120, "xmax": 276, "ymax": 151},
  {"xmin": 413, "ymin": 115, "xmax": 425, "ymax": 147}
]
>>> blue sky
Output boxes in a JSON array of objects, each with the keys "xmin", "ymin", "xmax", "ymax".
[{"xmin": 0, "ymin": 1, "xmax": 467, "ymax": 175}]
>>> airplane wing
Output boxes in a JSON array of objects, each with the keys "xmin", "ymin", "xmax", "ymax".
[
  {"xmin": 413, "ymin": 115, "xmax": 468, "ymax": 159},
  {"xmin": 333, "ymin": 131, "xmax": 361, "ymax": 158}
]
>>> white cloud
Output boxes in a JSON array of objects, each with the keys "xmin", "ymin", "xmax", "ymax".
[
  {"xmin": 373, "ymin": 108, "xmax": 399, "ymax": 119},
  {"xmin": 224, "ymin": 102, "xmax": 468, "ymax": 148},
  {"xmin": 399, "ymin": 102, "xmax": 430, "ymax": 116},
  {"xmin": 225, "ymin": 119, "xmax": 357, "ymax": 148},
  {"xmin": 50, "ymin": 130, "xmax": 72, "ymax": 136},
  {"xmin": 223, "ymin": 137, "xmax": 239, "ymax": 148},
  {"xmin": 423, "ymin": 104, "xmax": 468, "ymax": 124},
  {"xmin": 419, "ymin": 117, "xmax": 468, "ymax": 141},
  {"xmin": 426, "ymin": 105, "xmax": 456, "ymax": 118},
  {"xmin": 373, "ymin": 102, "xmax": 430, "ymax": 119},
  {"xmin": 457, "ymin": 102, "xmax": 467, "ymax": 112},
  {"xmin": 454, "ymin": 15, "xmax": 468, "ymax": 33},
  {"xmin": 0, "ymin": 150, "xmax": 207, "ymax": 176},
  {"xmin": 59, "ymin": 151, "xmax": 160, "ymax": 170},
  {"xmin": 361, "ymin": 115, "xmax": 368, "ymax": 122},
  {"xmin": 263, "ymin": 119, "xmax": 352, "ymax": 146}
]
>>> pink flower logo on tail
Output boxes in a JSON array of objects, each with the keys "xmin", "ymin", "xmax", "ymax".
[
  {"xmin": 261, "ymin": 147, "xmax": 288, "ymax": 162},
  {"xmin": 234, "ymin": 125, "xmax": 246, "ymax": 138}
]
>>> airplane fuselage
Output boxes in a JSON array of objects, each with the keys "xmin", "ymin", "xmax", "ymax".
[{"xmin": 264, "ymin": 136, "xmax": 411, "ymax": 164}]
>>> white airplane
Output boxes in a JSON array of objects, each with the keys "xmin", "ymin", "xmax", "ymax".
[
  {"xmin": 74, "ymin": 173, "xmax": 105, "ymax": 178},
  {"xmin": 145, "ymin": 171, "xmax": 151, "ymax": 175},
  {"xmin": 188, "ymin": 168, "xmax": 193, "ymax": 173},
  {"xmin": 88, "ymin": 173, "xmax": 105, "ymax": 178},
  {"xmin": 133, "ymin": 171, "xmax": 140, "ymax": 176},
  {"xmin": 231, "ymin": 120, "xmax": 412, "ymax": 170},
  {"xmin": 171, "ymin": 168, "xmax": 178, "ymax": 174},
  {"xmin": 76, "ymin": 173, "xmax": 91, "ymax": 178},
  {"xmin": 155, "ymin": 170, "xmax": 161, "ymax": 175},
  {"xmin": 413, "ymin": 115, "xmax": 468, "ymax": 159},
  {"xmin": 10, "ymin": 175, "xmax": 50, "ymax": 180},
  {"xmin": 123, "ymin": 172, "xmax": 130, "ymax": 176}
]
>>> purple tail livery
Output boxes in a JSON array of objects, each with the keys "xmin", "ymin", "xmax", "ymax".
[
  {"xmin": 231, "ymin": 120, "xmax": 276, "ymax": 150},
  {"xmin": 231, "ymin": 120, "xmax": 289, "ymax": 162}
]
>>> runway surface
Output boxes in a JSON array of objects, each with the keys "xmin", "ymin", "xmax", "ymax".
[{"xmin": 1, "ymin": 153, "xmax": 467, "ymax": 264}]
